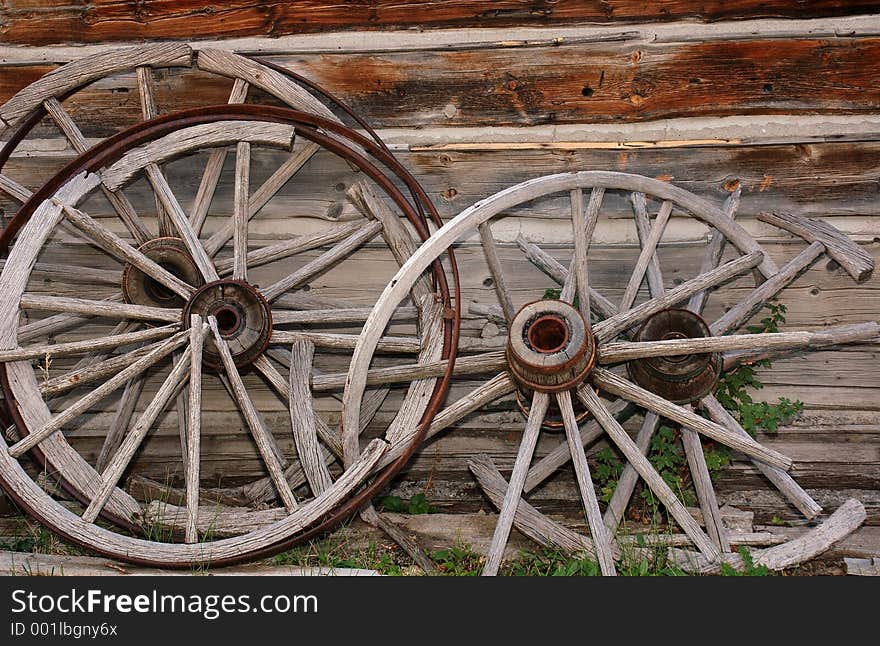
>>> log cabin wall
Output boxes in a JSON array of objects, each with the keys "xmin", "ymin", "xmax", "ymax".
[{"xmin": 0, "ymin": 2, "xmax": 878, "ymax": 531}]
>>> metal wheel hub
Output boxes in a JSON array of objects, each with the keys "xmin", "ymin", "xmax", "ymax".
[
  {"xmin": 507, "ymin": 299, "xmax": 595, "ymax": 393},
  {"xmin": 627, "ymin": 308, "xmax": 721, "ymax": 404},
  {"xmin": 121, "ymin": 237, "xmax": 203, "ymax": 309},
  {"xmin": 183, "ymin": 279, "xmax": 272, "ymax": 369}
]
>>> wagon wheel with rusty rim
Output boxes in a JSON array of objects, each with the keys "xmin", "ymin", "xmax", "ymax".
[
  {"xmin": 0, "ymin": 105, "xmax": 459, "ymax": 566},
  {"xmin": 342, "ymin": 171, "xmax": 875, "ymax": 575},
  {"xmin": 0, "ymin": 44, "xmax": 384, "ymax": 225}
]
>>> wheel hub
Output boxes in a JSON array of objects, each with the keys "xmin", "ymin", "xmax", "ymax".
[
  {"xmin": 507, "ymin": 300, "xmax": 596, "ymax": 393},
  {"xmin": 627, "ymin": 308, "xmax": 721, "ymax": 404},
  {"xmin": 121, "ymin": 237, "xmax": 203, "ymax": 309},
  {"xmin": 183, "ymin": 279, "xmax": 272, "ymax": 369}
]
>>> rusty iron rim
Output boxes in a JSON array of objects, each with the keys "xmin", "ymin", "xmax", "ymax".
[{"xmin": 0, "ymin": 105, "xmax": 461, "ymax": 566}]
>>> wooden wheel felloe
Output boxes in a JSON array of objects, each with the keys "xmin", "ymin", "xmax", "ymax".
[
  {"xmin": 0, "ymin": 105, "xmax": 457, "ymax": 566},
  {"xmin": 343, "ymin": 171, "xmax": 875, "ymax": 575}
]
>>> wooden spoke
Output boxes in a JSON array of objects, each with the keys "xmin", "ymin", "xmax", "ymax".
[
  {"xmin": 21, "ymin": 294, "xmax": 180, "ymax": 323},
  {"xmin": 270, "ymin": 330, "xmax": 421, "ymax": 353},
  {"xmin": 478, "ymin": 222, "xmax": 516, "ymax": 324},
  {"xmin": 557, "ymin": 390, "xmax": 616, "ymax": 575},
  {"xmin": 570, "ymin": 187, "xmax": 603, "ymax": 317},
  {"xmin": 214, "ymin": 221, "xmax": 362, "ymax": 276},
  {"xmin": 576, "ymin": 383, "xmax": 720, "ymax": 561},
  {"xmin": 384, "ymin": 298, "xmax": 445, "ymax": 449},
  {"xmin": 203, "ymin": 141, "xmax": 322, "ymax": 257},
  {"xmin": 9, "ymin": 330, "xmax": 189, "ymax": 457},
  {"xmin": 260, "ymin": 221, "xmax": 383, "ymax": 301},
  {"xmin": 58, "ymin": 201, "xmax": 194, "ymax": 298},
  {"xmin": 185, "ymin": 315, "xmax": 205, "ymax": 543},
  {"xmin": 710, "ymin": 241, "xmax": 825, "ymax": 336},
  {"xmin": 289, "ymin": 340, "xmax": 334, "ymax": 495},
  {"xmin": 620, "ymin": 199, "xmax": 673, "ymax": 311},
  {"xmin": 592, "ymin": 367, "xmax": 792, "ymax": 469},
  {"xmin": 136, "ymin": 65, "xmax": 174, "ymax": 238},
  {"xmin": 272, "ymin": 306, "xmax": 418, "ymax": 326},
  {"xmin": 0, "ymin": 173, "xmax": 32, "ymax": 203},
  {"xmin": 18, "ymin": 294, "xmax": 125, "ymax": 344},
  {"xmin": 515, "ymin": 234, "xmax": 618, "ymax": 321},
  {"xmin": 687, "ymin": 186, "xmax": 741, "ymax": 315},
  {"xmin": 95, "ymin": 375, "xmax": 145, "ymax": 473},
  {"xmin": 232, "ymin": 141, "xmax": 251, "ymax": 281},
  {"xmin": 43, "ymin": 97, "xmax": 152, "ymax": 245},
  {"xmin": 524, "ymin": 399, "xmax": 633, "ymax": 494},
  {"xmin": 0, "ymin": 324, "xmax": 175, "ymax": 363},
  {"xmin": 144, "ymin": 165, "xmax": 220, "ymax": 282},
  {"xmin": 680, "ymin": 404, "xmax": 730, "ymax": 552},
  {"xmin": 599, "ymin": 324, "xmax": 880, "ymax": 364},
  {"xmin": 629, "ymin": 192, "xmax": 666, "ymax": 300},
  {"xmin": 592, "ymin": 250, "xmax": 764, "ymax": 343},
  {"xmin": 311, "ymin": 350, "xmax": 505, "ymax": 391},
  {"xmin": 1, "ymin": 259, "xmax": 120, "ymax": 287},
  {"xmin": 40, "ymin": 341, "xmax": 160, "ymax": 397},
  {"xmin": 347, "ymin": 181, "xmax": 433, "ymax": 302},
  {"xmin": 208, "ymin": 316, "xmax": 298, "ymax": 511},
  {"xmin": 603, "ymin": 411, "xmax": 660, "ymax": 532},
  {"xmin": 190, "ymin": 78, "xmax": 249, "ymax": 234},
  {"xmin": 252, "ymin": 354, "xmax": 343, "ymax": 457},
  {"xmin": 483, "ymin": 390, "xmax": 549, "ymax": 576},
  {"xmin": 701, "ymin": 395, "xmax": 822, "ymax": 519},
  {"xmin": 723, "ymin": 321, "xmax": 880, "ymax": 371},
  {"xmin": 83, "ymin": 328, "xmax": 206, "ymax": 524}
]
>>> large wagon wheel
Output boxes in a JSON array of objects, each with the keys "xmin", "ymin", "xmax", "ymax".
[
  {"xmin": 343, "ymin": 171, "xmax": 875, "ymax": 575},
  {"xmin": 0, "ymin": 44, "xmax": 383, "ymax": 247},
  {"xmin": 0, "ymin": 105, "xmax": 458, "ymax": 566}
]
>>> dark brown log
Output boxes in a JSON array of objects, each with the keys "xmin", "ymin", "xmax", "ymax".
[
  {"xmin": 1, "ymin": 2, "xmax": 877, "ymax": 46},
  {"xmin": 4, "ymin": 37, "xmax": 880, "ymax": 130}
]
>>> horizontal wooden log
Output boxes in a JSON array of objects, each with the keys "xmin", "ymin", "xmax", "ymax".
[
  {"xmin": 1, "ymin": 3, "xmax": 877, "ymax": 45},
  {"xmin": 5, "ymin": 37, "xmax": 880, "ymax": 130}
]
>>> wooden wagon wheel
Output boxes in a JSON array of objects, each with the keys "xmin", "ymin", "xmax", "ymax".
[
  {"xmin": 342, "ymin": 171, "xmax": 875, "ymax": 575},
  {"xmin": 0, "ymin": 44, "xmax": 382, "ymax": 245},
  {"xmin": 0, "ymin": 105, "xmax": 458, "ymax": 566}
]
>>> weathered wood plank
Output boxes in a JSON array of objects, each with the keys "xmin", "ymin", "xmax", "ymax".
[{"xmin": 2, "ymin": 2, "xmax": 878, "ymax": 45}]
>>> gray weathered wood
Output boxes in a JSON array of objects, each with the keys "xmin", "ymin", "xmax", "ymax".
[
  {"xmin": 136, "ymin": 64, "xmax": 173, "ymax": 238},
  {"xmin": 592, "ymin": 367, "xmax": 792, "ymax": 469},
  {"xmin": 272, "ymin": 306, "xmax": 419, "ymax": 326},
  {"xmin": 483, "ymin": 390, "xmax": 549, "ymax": 576},
  {"xmin": 594, "ymin": 250, "xmax": 764, "ymax": 342},
  {"xmin": 0, "ymin": 43, "xmax": 192, "ymax": 127},
  {"xmin": 9, "ymin": 330, "xmax": 189, "ymax": 457},
  {"xmin": 271, "ymin": 330, "xmax": 420, "ymax": 353},
  {"xmin": 95, "ymin": 375, "xmax": 145, "ymax": 474},
  {"xmin": 82, "ymin": 330, "xmax": 204, "ymax": 524},
  {"xmin": 603, "ymin": 411, "xmax": 660, "ymax": 532},
  {"xmin": 214, "ymin": 221, "xmax": 364, "ymax": 275},
  {"xmin": 627, "ymin": 192, "xmax": 667, "ymax": 305},
  {"xmin": 478, "ymin": 221, "xmax": 516, "ymax": 323},
  {"xmin": 599, "ymin": 323, "xmax": 880, "ymax": 364},
  {"xmin": 209, "ymin": 316, "xmax": 298, "ymax": 512},
  {"xmin": 190, "ymin": 78, "xmax": 250, "ymax": 234},
  {"xmin": 844, "ymin": 557, "xmax": 880, "ymax": 576},
  {"xmin": 557, "ymin": 390, "xmax": 616, "ymax": 575},
  {"xmin": 571, "ymin": 187, "xmax": 603, "ymax": 318},
  {"xmin": 185, "ymin": 314, "xmax": 205, "ymax": 544},
  {"xmin": 700, "ymin": 395, "xmax": 822, "ymax": 519},
  {"xmin": 58, "ymin": 201, "xmax": 193, "ymax": 298},
  {"xmin": 261, "ymin": 221, "xmax": 383, "ymax": 301},
  {"xmin": 681, "ymin": 404, "xmax": 731, "ymax": 552},
  {"xmin": 145, "ymin": 165, "xmax": 220, "ymax": 282},
  {"xmin": 20, "ymin": 294, "xmax": 180, "ymax": 323},
  {"xmin": 0, "ymin": 324, "xmax": 175, "ymax": 363},
  {"xmin": 710, "ymin": 241, "xmax": 826, "ymax": 336},
  {"xmin": 577, "ymin": 383, "xmax": 720, "ymax": 561},
  {"xmin": 687, "ymin": 186, "xmax": 741, "ymax": 314},
  {"xmin": 232, "ymin": 141, "xmax": 251, "ymax": 281},
  {"xmin": 758, "ymin": 211, "xmax": 874, "ymax": 281},
  {"xmin": 360, "ymin": 505, "xmax": 438, "ymax": 575},
  {"xmin": 204, "ymin": 141, "xmax": 322, "ymax": 257},
  {"xmin": 289, "ymin": 340, "xmax": 333, "ymax": 495},
  {"xmin": 515, "ymin": 234, "xmax": 619, "ymax": 320}
]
